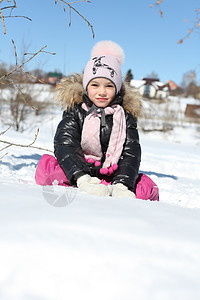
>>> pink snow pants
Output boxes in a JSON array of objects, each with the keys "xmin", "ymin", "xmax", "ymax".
[{"xmin": 35, "ymin": 154, "xmax": 159, "ymax": 201}]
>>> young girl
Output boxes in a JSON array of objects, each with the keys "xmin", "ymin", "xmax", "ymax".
[{"xmin": 35, "ymin": 41, "xmax": 159, "ymax": 200}]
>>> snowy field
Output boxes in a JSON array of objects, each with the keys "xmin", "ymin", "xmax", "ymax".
[{"xmin": 0, "ymin": 97, "xmax": 200, "ymax": 300}]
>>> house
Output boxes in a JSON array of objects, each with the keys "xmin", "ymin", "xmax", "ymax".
[
  {"xmin": 130, "ymin": 78, "xmax": 169, "ymax": 100},
  {"xmin": 166, "ymin": 80, "xmax": 183, "ymax": 96},
  {"xmin": 46, "ymin": 72, "xmax": 63, "ymax": 85},
  {"xmin": 167, "ymin": 80, "xmax": 179, "ymax": 91}
]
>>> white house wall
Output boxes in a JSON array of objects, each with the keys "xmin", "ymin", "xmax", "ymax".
[
  {"xmin": 156, "ymin": 90, "xmax": 169, "ymax": 99},
  {"xmin": 149, "ymin": 86, "xmax": 157, "ymax": 98},
  {"xmin": 138, "ymin": 86, "xmax": 145, "ymax": 96}
]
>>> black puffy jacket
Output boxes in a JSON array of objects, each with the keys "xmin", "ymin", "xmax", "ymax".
[{"xmin": 54, "ymin": 74, "xmax": 142, "ymax": 190}]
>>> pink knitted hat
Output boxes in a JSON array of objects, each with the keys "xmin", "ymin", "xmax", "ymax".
[{"xmin": 83, "ymin": 41, "xmax": 125, "ymax": 94}]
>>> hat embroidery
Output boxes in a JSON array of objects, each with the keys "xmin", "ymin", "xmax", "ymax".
[{"xmin": 92, "ymin": 56, "xmax": 117, "ymax": 77}]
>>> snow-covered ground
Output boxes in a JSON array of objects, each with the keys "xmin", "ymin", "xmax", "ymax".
[{"xmin": 0, "ymin": 97, "xmax": 200, "ymax": 300}]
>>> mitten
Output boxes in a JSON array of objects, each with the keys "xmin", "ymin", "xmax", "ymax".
[
  {"xmin": 77, "ymin": 174, "xmax": 110, "ymax": 197},
  {"xmin": 111, "ymin": 183, "xmax": 136, "ymax": 198}
]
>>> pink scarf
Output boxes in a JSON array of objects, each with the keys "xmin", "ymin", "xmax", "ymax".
[{"xmin": 81, "ymin": 103, "xmax": 126, "ymax": 170}]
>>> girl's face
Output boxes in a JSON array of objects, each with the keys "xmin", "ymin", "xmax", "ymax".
[{"xmin": 87, "ymin": 78, "xmax": 116, "ymax": 108}]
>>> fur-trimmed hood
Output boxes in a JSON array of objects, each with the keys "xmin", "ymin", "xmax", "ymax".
[{"xmin": 55, "ymin": 73, "xmax": 142, "ymax": 118}]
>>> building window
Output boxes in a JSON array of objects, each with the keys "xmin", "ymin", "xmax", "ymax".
[{"xmin": 144, "ymin": 84, "xmax": 151, "ymax": 97}]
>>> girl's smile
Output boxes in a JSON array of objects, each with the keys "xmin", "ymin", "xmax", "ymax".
[
  {"xmin": 87, "ymin": 78, "xmax": 116, "ymax": 108},
  {"xmin": 96, "ymin": 97, "xmax": 108, "ymax": 102}
]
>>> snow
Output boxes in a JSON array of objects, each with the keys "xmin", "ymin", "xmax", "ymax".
[
  {"xmin": 0, "ymin": 95, "xmax": 200, "ymax": 300},
  {"xmin": 130, "ymin": 79, "xmax": 145, "ymax": 88}
]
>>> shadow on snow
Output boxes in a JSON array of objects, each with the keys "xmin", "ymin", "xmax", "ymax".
[
  {"xmin": 1, "ymin": 154, "xmax": 178, "ymax": 180},
  {"xmin": 0, "ymin": 154, "xmax": 42, "ymax": 170},
  {"xmin": 141, "ymin": 170, "xmax": 178, "ymax": 180}
]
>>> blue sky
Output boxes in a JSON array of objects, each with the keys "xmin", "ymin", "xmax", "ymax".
[{"xmin": 0, "ymin": 0, "xmax": 200, "ymax": 85}]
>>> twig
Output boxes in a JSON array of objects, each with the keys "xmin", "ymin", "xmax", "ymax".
[
  {"xmin": 0, "ymin": 142, "xmax": 53, "ymax": 153},
  {"xmin": 0, "ymin": 45, "xmax": 47, "ymax": 81},
  {"xmin": 69, "ymin": 5, "xmax": 71, "ymax": 26},
  {"xmin": 9, "ymin": 77, "xmax": 39, "ymax": 110},
  {"xmin": 3, "ymin": 15, "xmax": 32, "ymax": 22},
  {"xmin": 0, "ymin": 43, "xmax": 54, "ymax": 109},
  {"xmin": 0, "ymin": 1, "xmax": 30, "ymax": 35},
  {"xmin": 0, "ymin": 125, "xmax": 11, "ymax": 136},
  {"xmin": 4, "ymin": 39, "xmax": 39, "ymax": 109},
  {"xmin": 24, "ymin": 50, "xmax": 56, "ymax": 56},
  {"xmin": 0, "ymin": 153, "xmax": 8, "ymax": 159},
  {"xmin": 0, "ymin": 8, "xmax": 6, "ymax": 34},
  {"xmin": 21, "ymin": 67, "xmax": 46, "ymax": 84},
  {"xmin": 0, "ymin": 0, "xmax": 17, "ymax": 7},
  {"xmin": 178, "ymin": 9, "xmax": 200, "ymax": 44},
  {"xmin": 0, "ymin": 128, "xmax": 54, "ymax": 153},
  {"xmin": 55, "ymin": 0, "xmax": 66, "ymax": 11},
  {"xmin": 68, "ymin": 1, "xmax": 91, "ymax": 4},
  {"xmin": 29, "ymin": 128, "xmax": 39, "ymax": 146},
  {"xmin": 12, "ymin": 39, "xmax": 18, "ymax": 67},
  {"xmin": 1, "ymin": 5, "xmax": 16, "ymax": 11},
  {"xmin": 150, "ymin": 0, "xmax": 163, "ymax": 17},
  {"xmin": 0, "ymin": 143, "xmax": 11, "ymax": 152},
  {"xmin": 0, "ymin": 152, "xmax": 8, "ymax": 160},
  {"xmin": 56, "ymin": 0, "xmax": 95, "ymax": 38}
]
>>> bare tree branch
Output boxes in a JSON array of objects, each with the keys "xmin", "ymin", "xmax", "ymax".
[
  {"xmin": 0, "ymin": 43, "xmax": 56, "ymax": 110},
  {"xmin": 55, "ymin": 0, "xmax": 95, "ymax": 38},
  {"xmin": 9, "ymin": 77, "xmax": 39, "ymax": 111},
  {"xmin": 0, "ymin": 151, "xmax": 8, "ymax": 160},
  {"xmin": 0, "ymin": 143, "xmax": 11, "ymax": 152},
  {"xmin": 24, "ymin": 50, "xmax": 56, "ymax": 56},
  {"xmin": 0, "ymin": 1, "xmax": 31, "ymax": 34},
  {"xmin": 0, "ymin": 45, "xmax": 47, "ymax": 81},
  {"xmin": 3, "ymin": 15, "xmax": 32, "ymax": 21},
  {"xmin": 0, "ymin": 7, "xmax": 6, "ymax": 34},
  {"xmin": 1, "ymin": 0, "xmax": 94, "ymax": 37},
  {"xmin": 55, "ymin": 0, "xmax": 66, "ymax": 12},
  {"xmin": 178, "ymin": 9, "xmax": 200, "ymax": 44},
  {"xmin": 0, "ymin": 125, "xmax": 11, "ymax": 136},
  {"xmin": 0, "ymin": 128, "xmax": 54, "ymax": 153},
  {"xmin": 150, "ymin": 2, "xmax": 200, "ymax": 42},
  {"xmin": 21, "ymin": 67, "xmax": 46, "ymax": 84},
  {"xmin": 12, "ymin": 39, "xmax": 18, "ymax": 67},
  {"xmin": 150, "ymin": 0, "xmax": 163, "ymax": 17}
]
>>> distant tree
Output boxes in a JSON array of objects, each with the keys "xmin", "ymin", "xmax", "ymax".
[
  {"xmin": 185, "ymin": 82, "xmax": 200, "ymax": 99},
  {"xmin": 146, "ymin": 71, "xmax": 159, "ymax": 80},
  {"xmin": 0, "ymin": 63, "xmax": 7, "ymax": 76},
  {"xmin": 0, "ymin": 62, "xmax": 9, "ymax": 86},
  {"xmin": 180, "ymin": 70, "xmax": 197, "ymax": 89},
  {"xmin": 9, "ymin": 92, "xmax": 33, "ymax": 132},
  {"xmin": 31, "ymin": 68, "xmax": 47, "ymax": 82},
  {"xmin": 169, "ymin": 86, "xmax": 184, "ymax": 96},
  {"xmin": 32, "ymin": 68, "xmax": 45, "ymax": 78},
  {"xmin": 124, "ymin": 69, "xmax": 133, "ymax": 84}
]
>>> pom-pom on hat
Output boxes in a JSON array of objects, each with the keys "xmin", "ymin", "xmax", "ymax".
[{"xmin": 83, "ymin": 40, "xmax": 124, "ymax": 94}]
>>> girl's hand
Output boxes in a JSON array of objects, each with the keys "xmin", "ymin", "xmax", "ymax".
[
  {"xmin": 111, "ymin": 183, "xmax": 136, "ymax": 198},
  {"xmin": 77, "ymin": 174, "xmax": 110, "ymax": 197}
]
